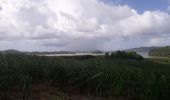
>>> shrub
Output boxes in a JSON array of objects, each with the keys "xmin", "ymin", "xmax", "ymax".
[
  {"xmin": 79, "ymin": 55, "xmax": 96, "ymax": 60},
  {"xmin": 109, "ymin": 51, "xmax": 143, "ymax": 60}
]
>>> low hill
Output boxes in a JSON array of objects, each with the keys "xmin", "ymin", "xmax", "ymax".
[
  {"xmin": 149, "ymin": 46, "xmax": 170, "ymax": 57},
  {"xmin": 1, "ymin": 49, "xmax": 23, "ymax": 54},
  {"xmin": 91, "ymin": 50, "xmax": 103, "ymax": 54},
  {"xmin": 27, "ymin": 51, "xmax": 75, "ymax": 55},
  {"xmin": 0, "ymin": 50, "xmax": 76, "ymax": 55},
  {"xmin": 126, "ymin": 47, "xmax": 159, "ymax": 52}
]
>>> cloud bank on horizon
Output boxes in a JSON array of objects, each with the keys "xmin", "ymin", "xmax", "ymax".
[{"xmin": 0, "ymin": 0, "xmax": 170, "ymax": 51}]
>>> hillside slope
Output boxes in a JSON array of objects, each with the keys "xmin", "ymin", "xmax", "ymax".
[
  {"xmin": 126, "ymin": 47, "xmax": 159, "ymax": 52},
  {"xmin": 149, "ymin": 46, "xmax": 170, "ymax": 57}
]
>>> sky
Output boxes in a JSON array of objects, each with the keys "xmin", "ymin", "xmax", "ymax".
[{"xmin": 0, "ymin": 0, "xmax": 170, "ymax": 51}]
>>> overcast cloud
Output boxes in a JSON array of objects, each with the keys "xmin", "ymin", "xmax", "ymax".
[{"xmin": 0, "ymin": 0, "xmax": 170, "ymax": 51}]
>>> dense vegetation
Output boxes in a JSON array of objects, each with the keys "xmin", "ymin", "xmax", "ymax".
[
  {"xmin": 0, "ymin": 53, "xmax": 170, "ymax": 100},
  {"xmin": 106, "ymin": 51, "xmax": 144, "ymax": 60},
  {"xmin": 149, "ymin": 46, "xmax": 170, "ymax": 57}
]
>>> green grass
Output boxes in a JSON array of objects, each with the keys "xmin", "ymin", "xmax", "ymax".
[{"xmin": 0, "ymin": 54, "xmax": 170, "ymax": 100}]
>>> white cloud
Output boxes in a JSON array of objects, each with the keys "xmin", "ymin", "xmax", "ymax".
[
  {"xmin": 147, "ymin": 37, "xmax": 170, "ymax": 47},
  {"xmin": 168, "ymin": 6, "xmax": 170, "ymax": 12},
  {"xmin": 0, "ymin": 0, "xmax": 170, "ymax": 51}
]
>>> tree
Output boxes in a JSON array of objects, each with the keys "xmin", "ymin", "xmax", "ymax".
[{"xmin": 109, "ymin": 51, "xmax": 143, "ymax": 60}]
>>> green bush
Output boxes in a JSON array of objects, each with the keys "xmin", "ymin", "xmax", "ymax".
[{"xmin": 107, "ymin": 51, "xmax": 143, "ymax": 60}]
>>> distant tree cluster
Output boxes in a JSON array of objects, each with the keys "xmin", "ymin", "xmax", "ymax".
[{"xmin": 105, "ymin": 51, "xmax": 144, "ymax": 60}]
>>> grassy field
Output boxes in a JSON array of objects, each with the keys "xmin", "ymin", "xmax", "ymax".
[{"xmin": 0, "ymin": 54, "xmax": 170, "ymax": 100}]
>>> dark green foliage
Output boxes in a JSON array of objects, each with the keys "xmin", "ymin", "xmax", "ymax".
[
  {"xmin": 106, "ymin": 51, "xmax": 144, "ymax": 60},
  {"xmin": 0, "ymin": 54, "xmax": 169, "ymax": 100},
  {"xmin": 149, "ymin": 46, "xmax": 170, "ymax": 57},
  {"xmin": 105, "ymin": 52, "xmax": 110, "ymax": 58},
  {"xmin": 79, "ymin": 55, "xmax": 96, "ymax": 60}
]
